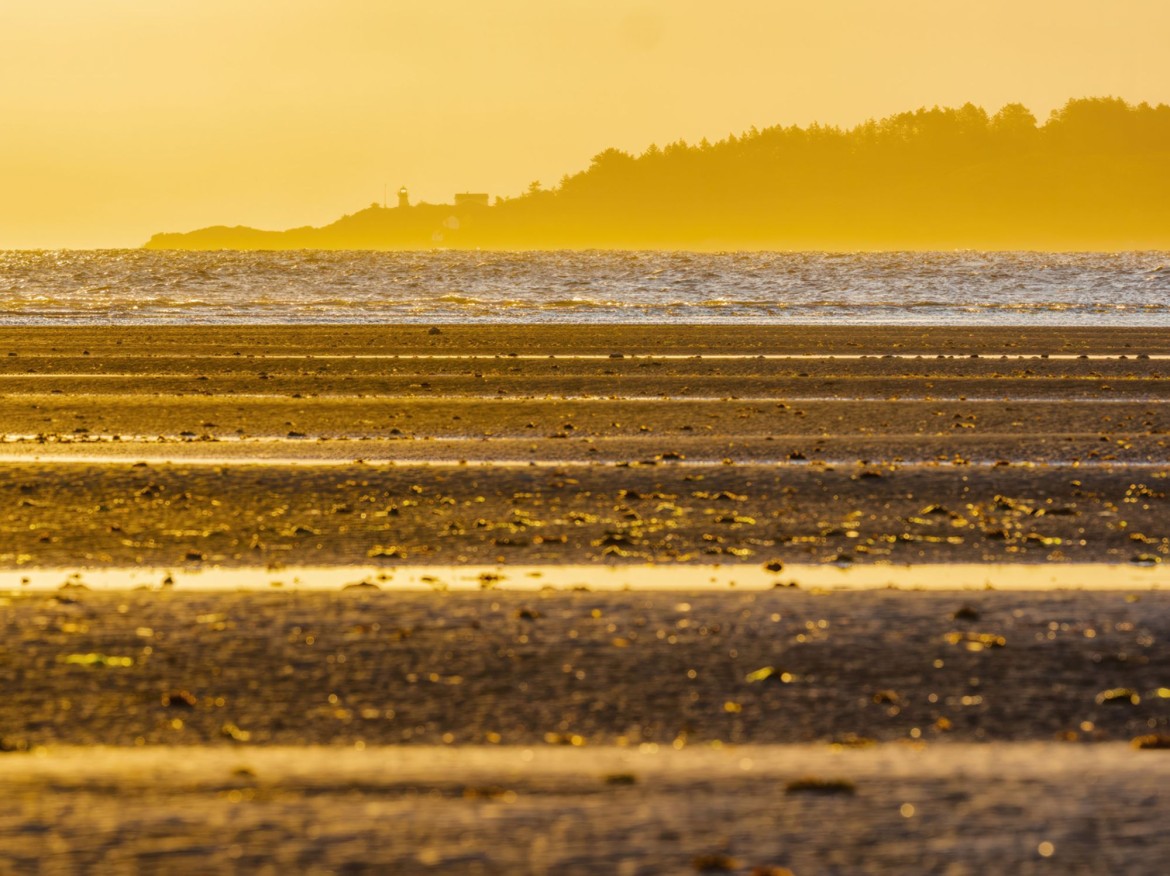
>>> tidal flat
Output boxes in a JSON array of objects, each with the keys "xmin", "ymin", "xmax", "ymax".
[
  {"xmin": 0, "ymin": 325, "xmax": 1166, "ymax": 570},
  {"xmin": 2, "ymin": 324, "xmax": 1168, "ymax": 873}
]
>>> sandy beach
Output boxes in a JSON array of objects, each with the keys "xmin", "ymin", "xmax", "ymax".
[
  {"xmin": 0, "ymin": 325, "xmax": 1166, "ymax": 570},
  {"xmin": 4, "ymin": 743, "xmax": 1168, "ymax": 874},
  {"xmin": 4, "ymin": 588, "xmax": 1169, "ymax": 747},
  {"xmin": 2, "ymin": 325, "xmax": 1168, "ymax": 873}
]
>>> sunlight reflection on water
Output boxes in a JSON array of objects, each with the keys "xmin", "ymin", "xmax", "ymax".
[{"xmin": 0, "ymin": 250, "xmax": 1167, "ymax": 325}]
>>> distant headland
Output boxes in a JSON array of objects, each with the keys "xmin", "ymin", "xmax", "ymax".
[{"xmin": 145, "ymin": 98, "xmax": 1170, "ymax": 251}]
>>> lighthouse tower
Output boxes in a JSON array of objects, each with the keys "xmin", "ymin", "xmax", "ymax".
[{"xmin": 397, "ymin": 186, "xmax": 410, "ymax": 209}]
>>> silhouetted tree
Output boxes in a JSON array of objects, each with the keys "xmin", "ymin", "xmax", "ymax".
[{"xmin": 148, "ymin": 97, "xmax": 1170, "ymax": 250}]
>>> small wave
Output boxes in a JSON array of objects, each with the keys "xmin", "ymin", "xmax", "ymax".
[
  {"xmin": 1, "ymin": 249, "xmax": 1168, "ymax": 327},
  {"xmin": 435, "ymin": 294, "xmax": 484, "ymax": 305},
  {"xmin": 541, "ymin": 298, "xmax": 616, "ymax": 309}
]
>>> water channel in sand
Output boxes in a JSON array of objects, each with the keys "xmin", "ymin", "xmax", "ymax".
[{"xmin": 5, "ymin": 562, "xmax": 1166, "ymax": 593}]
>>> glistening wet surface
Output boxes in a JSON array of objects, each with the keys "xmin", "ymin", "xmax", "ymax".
[
  {"xmin": 6, "ymin": 562, "xmax": 1168, "ymax": 593},
  {"xmin": 3, "ymin": 324, "xmax": 1169, "ymax": 874},
  {"xmin": 4, "ymin": 250, "xmax": 1169, "ymax": 325},
  {"xmin": 3, "ymin": 744, "xmax": 1168, "ymax": 874}
]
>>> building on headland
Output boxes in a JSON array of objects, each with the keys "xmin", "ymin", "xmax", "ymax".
[
  {"xmin": 454, "ymin": 192, "xmax": 490, "ymax": 208},
  {"xmin": 393, "ymin": 188, "xmax": 488, "ymax": 210}
]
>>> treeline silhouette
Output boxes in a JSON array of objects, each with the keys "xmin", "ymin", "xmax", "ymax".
[{"xmin": 147, "ymin": 98, "xmax": 1170, "ymax": 250}]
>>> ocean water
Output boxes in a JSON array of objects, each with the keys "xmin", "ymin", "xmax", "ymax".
[{"xmin": 0, "ymin": 250, "xmax": 1167, "ymax": 325}]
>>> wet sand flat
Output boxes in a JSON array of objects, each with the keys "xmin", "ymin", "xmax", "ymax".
[
  {"xmin": 0, "ymin": 461, "xmax": 1167, "ymax": 568},
  {"xmin": 3, "ymin": 588, "xmax": 1169, "ymax": 748},
  {"xmin": 3, "ymin": 325, "xmax": 1170, "ymax": 873},
  {"xmin": 4, "ymin": 324, "xmax": 1169, "ymax": 356},
  {"xmin": 0, "ymin": 325, "xmax": 1166, "ymax": 569},
  {"xmin": 4, "ymin": 586, "xmax": 1169, "ymax": 873},
  {"xmin": 3, "ymin": 743, "xmax": 1168, "ymax": 874}
]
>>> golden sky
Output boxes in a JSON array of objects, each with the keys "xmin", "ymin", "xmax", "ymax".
[{"xmin": 2, "ymin": 0, "xmax": 1168, "ymax": 248}]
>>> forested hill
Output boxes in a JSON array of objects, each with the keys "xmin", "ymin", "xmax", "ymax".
[{"xmin": 145, "ymin": 98, "xmax": 1170, "ymax": 251}]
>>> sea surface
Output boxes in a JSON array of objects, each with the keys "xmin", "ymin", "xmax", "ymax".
[{"xmin": 1, "ymin": 250, "xmax": 1167, "ymax": 325}]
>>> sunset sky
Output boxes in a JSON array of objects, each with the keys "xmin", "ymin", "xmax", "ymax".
[{"xmin": 2, "ymin": 1, "xmax": 1167, "ymax": 248}]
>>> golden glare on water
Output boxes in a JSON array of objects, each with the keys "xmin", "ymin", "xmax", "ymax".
[{"xmin": 1, "ymin": 1, "xmax": 1169, "ymax": 247}]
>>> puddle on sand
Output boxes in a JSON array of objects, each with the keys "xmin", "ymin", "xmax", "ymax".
[{"xmin": 1, "ymin": 562, "xmax": 1166, "ymax": 593}]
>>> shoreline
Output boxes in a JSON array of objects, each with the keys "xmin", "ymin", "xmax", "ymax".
[{"xmin": 4, "ymin": 322, "xmax": 1170, "ymax": 352}]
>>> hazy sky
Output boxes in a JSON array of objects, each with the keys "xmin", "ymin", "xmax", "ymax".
[{"xmin": 3, "ymin": 0, "xmax": 1168, "ymax": 248}]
